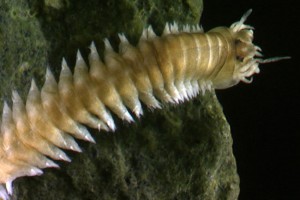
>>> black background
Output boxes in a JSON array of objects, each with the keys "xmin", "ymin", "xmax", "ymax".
[{"xmin": 201, "ymin": 1, "xmax": 299, "ymax": 200}]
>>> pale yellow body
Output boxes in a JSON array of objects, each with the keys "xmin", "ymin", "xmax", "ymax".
[{"xmin": 0, "ymin": 10, "xmax": 275, "ymax": 199}]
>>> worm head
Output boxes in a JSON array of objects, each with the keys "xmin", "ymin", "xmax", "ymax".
[
  {"xmin": 230, "ymin": 9, "xmax": 290, "ymax": 85},
  {"xmin": 230, "ymin": 9, "xmax": 261, "ymax": 84}
]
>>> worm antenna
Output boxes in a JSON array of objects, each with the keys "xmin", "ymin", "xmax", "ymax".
[
  {"xmin": 240, "ymin": 9, "xmax": 253, "ymax": 24},
  {"xmin": 257, "ymin": 56, "xmax": 291, "ymax": 64}
]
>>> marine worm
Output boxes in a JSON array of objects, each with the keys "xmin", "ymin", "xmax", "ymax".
[{"xmin": 0, "ymin": 9, "xmax": 290, "ymax": 200}]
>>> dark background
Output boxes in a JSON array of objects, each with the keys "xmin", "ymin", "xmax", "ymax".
[{"xmin": 201, "ymin": 0, "xmax": 299, "ymax": 200}]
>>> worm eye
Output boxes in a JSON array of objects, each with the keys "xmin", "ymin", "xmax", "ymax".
[
  {"xmin": 236, "ymin": 56, "xmax": 243, "ymax": 62},
  {"xmin": 235, "ymin": 39, "xmax": 240, "ymax": 45}
]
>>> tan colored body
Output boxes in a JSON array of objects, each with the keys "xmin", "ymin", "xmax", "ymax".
[{"xmin": 1, "ymin": 10, "xmax": 276, "ymax": 199}]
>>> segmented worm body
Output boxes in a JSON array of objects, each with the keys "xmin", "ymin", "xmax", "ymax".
[{"xmin": 0, "ymin": 10, "xmax": 289, "ymax": 200}]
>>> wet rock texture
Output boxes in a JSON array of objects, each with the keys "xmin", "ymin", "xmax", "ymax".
[{"xmin": 0, "ymin": 0, "xmax": 240, "ymax": 199}]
